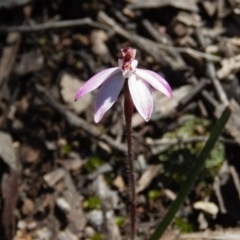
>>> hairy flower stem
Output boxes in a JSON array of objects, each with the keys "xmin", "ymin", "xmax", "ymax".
[{"xmin": 124, "ymin": 81, "xmax": 136, "ymax": 240}]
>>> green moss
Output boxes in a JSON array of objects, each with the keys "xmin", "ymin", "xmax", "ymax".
[
  {"xmin": 60, "ymin": 144, "xmax": 72, "ymax": 155},
  {"xmin": 148, "ymin": 190, "xmax": 161, "ymax": 199},
  {"xmin": 84, "ymin": 156, "xmax": 104, "ymax": 173},
  {"xmin": 115, "ymin": 216, "xmax": 125, "ymax": 226},
  {"xmin": 174, "ymin": 217, "xmax": 194, "ymax": 233},
  {"xmin": 38, "ymin": 37, "xmax": 47, "ymax": 45},
  {"xmin": 158, "ymin": 115, "xmax": 225, "ymax": 185},
  {"xmin": 83, "ymin": 196, "xmax": 101, "ymax": 210},
  {"xmin": 91, "ymin": 234, "xmax": 102, "ymax": 240}
]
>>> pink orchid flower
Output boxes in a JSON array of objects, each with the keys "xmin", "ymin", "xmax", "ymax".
[{"xmin": 75, "ymin": 47, "xmax": 172, "ymax": 123}]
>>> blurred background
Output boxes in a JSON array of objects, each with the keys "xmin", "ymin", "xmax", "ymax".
[{"xmin": 0, "ymin": 0, "xmax": 240, "ymax": 239}]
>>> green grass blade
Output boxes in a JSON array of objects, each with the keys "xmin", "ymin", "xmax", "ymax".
[{"xmin": 150, "ymin": 106, "xmax": 231, "ymax": 240}]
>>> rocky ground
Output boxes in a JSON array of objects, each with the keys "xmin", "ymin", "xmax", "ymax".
[{"xmin": 0, "ymin": 0, "xmax": 240, "ymax": 239}]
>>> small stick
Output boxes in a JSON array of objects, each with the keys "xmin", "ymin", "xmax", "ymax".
[
  {"xmin": 142, "ymin": 19, "xmax": 170, "ymax": 44},
  {"xmin": 98, "ymin": 11, "xmax": 220, "ymax": 63},
  {"xmin": 0, "ymin": 18, "xmax": 111, "ymax": 33},
  {"xmin": 147, "ymin": 135, "xmax": 236, "ymax": 146},
  {"xmin": 195, "ymin": 30, "xmax": 229, "ymax": 105},
  {"xmin": 191, "ymin": 76, "xmax": 219, "ymax": 108},
  {"xmin": 206, "ymin": 62, "xmax": 229, "ymax": 105},
  {"xmin": 178, "ymin": 78, "xmax": 208, "ymax": 108}
]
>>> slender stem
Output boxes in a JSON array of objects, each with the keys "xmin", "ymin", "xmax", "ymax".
[{"xmin": 124, "ymin": 81, "xmax": 136, "ymax": 240}]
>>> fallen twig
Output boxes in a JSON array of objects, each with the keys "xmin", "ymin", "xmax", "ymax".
[
  {"xmin": 147, "ymin": 135, "xmax": 236, "ymax": 155},
  {"xmin": 34, "ymin": 84, "xmax": 127, "ymax": 153},
  {"xmin": 178, "ymin": 78, "xmax": 208, "ymax": 108},
  {"xmin": 206, "ymin": 62, "xmax": 229, "ymax": 105},
  {"xmin": 0, "ymin": 18, "xmax": 111, "ymax": 33},
  {"xmin": 98, "ymin": 11, "xmax": 220, "ymax": 67},
  {"xmin": 191, "ymin": 76, "xmax": 219, "ymax": 108}
]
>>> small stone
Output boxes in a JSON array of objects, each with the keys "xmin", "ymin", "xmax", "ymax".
[
  {"xmin": 56, "ymin": 197, "xmax": 70, "ymax": 213},
  {"xmin": 163, "ymin": 189, "xmax": 177, "ymax": 201},
  {"xmin": 63, "ymin": 159, "xmax": 83, "ymax": 171},
  {"xmin": 21, "ymin": 198, "xmax": 34, "ymax": 215},
  {"xmin": 17, "ymin": 220, "xmax": 27, "ymax": 230},
  {"xmin": 193, "ymin": 201, "xmax": 219, "ymax": 216},
  {"xmin": 58, "ymin": 229, "xmax": 78, "ymax": 240},
  {"xmin": 113, "ymin": 175, "xmax": 126, "ymax": 192},
  {"xmin": 43, "ymin": 168, "xmax": 65, "ymax": 187},
  {"xmin": 60, "ymin": 73, "xmax": 92, "ymax": 114},
  {"xmin": 23, "ymin": 146, "xmax": 40, "ymax": 163},
  {"xmin": 36, "ymin": 227, "xmax": 52, "ymax": 240},
  {"xmin": 27, "ymin": 221, "xmax": 37, "ymax": 230},
  {"xmin": 84, "ymin": 226, "xmax": 96, "ymax": 238}
]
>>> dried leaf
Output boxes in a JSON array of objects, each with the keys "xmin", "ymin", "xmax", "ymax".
[
  {"xmin": 200, "ymin": 0, "xmax": 217, "ymax": 17},
  {"xmin": 90, "ymin": 30, "xmax": 109, "ymax": 56},
  {"xmin": 35, "ymin": 227, "xmax": 52, "ymax": 240},
  {"xmin": 0, "ymin": 0, "xmax": 32, "ymax": 8},
  {"xmin": 0, "ymin": 132, "xmax": 19, "ymax": 172},
  {"xmin": 137, "ymin": 165, "xmax": 162, "ymax": 193},
  {"xmin": 217, "ymin": 55, "xmax": 240, "ymax": 79},
  {"xmin": 14, "ymin": 51, "xmax": 44, "ymax": 75},
  {"xmin": 43, "ymin": 168, "xmax": 65, "ymax": 187},
  {"xmin": 113, "ymin": 175, "xmax": 126, "ymax": 192},
  {"xmin": 216, "ymin": 100, "xmax": 240, "ymax": 146},
  {"xmin": 60, "ymin": 73, "xmax": 92, "ymax": 114},
  {"xmin": 127, "ymin": 0, "xmax": 198, "ymax": 12},
  {"xmin": 21, "ymin": 198, "xmax": 34, "ymax": 216},
  {"xmin": 193, "ymin": 201, "xmax": 219, "ymax": 216},
  {"xmin": 58, "ymin": 229, "xmax": 78, "ymax": 240},
  {"xmin": 62, "ymin": 172, "xmax": 86, "ymax": 233}
]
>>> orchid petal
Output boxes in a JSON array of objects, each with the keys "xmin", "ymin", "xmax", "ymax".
[
  {"xmin": 75, "ymin": 67, "xmax": 120, "ymax": 101},
  {"xmin": 136, "ymin": 69, "xmax": 173, "ymax": 98},
  {"xmin": 131, "ymin": 60, "xmax": 138, "ymax": 71},
  {"xmin": 94, "ymin": 71, "xmax": 124, "ymax": 123},
  {"xmin": 128, "ymin": 74, "xmax": 153, "ymax": 121},
  {"xmin": 118, "ymin": 59, "xmax": 123, "ymax": 69}
]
